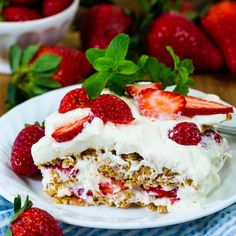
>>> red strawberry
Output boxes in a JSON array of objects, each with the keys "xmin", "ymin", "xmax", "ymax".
[
  {"xmin": 182, "ymin": 95, "xmax": 233, "ymax": 117},
  {"xmin": 99, "ymin": 179, "xmax": 126, "ymax": 195},
  {"xmin": 137, "ymin": 89, "xmax": 186, "ymax": 118},
  {"xmin": 43, "ymin": 0, "xmax": 73, "ymax": 17},
  {"xmin": 10, "ymin": 0, "xmax": 39, "ymax": 6},
  {"xmin": 203, "ymin": 129, "xmax": 222, "ymax": 144},
  {"xmin": 8, "ymin": 45, "xmax": 93, "ymax": 107},
  {"xmin": 11, "ymin": 124, "xmax": 44, "ymax": 176},
  {"xmin": 58, "ymin": 88, "xmax": 91, "ymax": 114},
  {"xmin": 146, "ymin": 12, "xmax": 223, "ymax": 71},
  {"xmin": 99, "ymin": 182, "xmax": 113, "ymax": 195},
  {"xmin": 126, "ymin": 83, "xmax": 163, "ymax": 97},
  {"xmin": 34, "ymin": 46, "xmax": 93, "ymax": 86},
  {"xmin": 80, "ymin": 3, "xmax": 132, "ymax": 49},
  {"xmin": 2, "ymin": 6, "xmax": 40, "ymax": 21},
  {"xmin": 201, "ymin": 2, "xmax": 236, "ymax": 75},
  {"xmin": 168, "ymin": 122, "xmax": 202, "ymax": 145},
  {"xmin": 91, "ymin": 94, "xmax": 134, "ymax": 124},
  {"xmin": 51, "ymin": 115, "xmax": 91, "ymax": 142},
  {"xmin": 145, "ymin": 186, "xmax": 178, "ymax": 198},
  {"xmin": 8, "ymin": 196, "xmax": 63, "ymax": 236}
]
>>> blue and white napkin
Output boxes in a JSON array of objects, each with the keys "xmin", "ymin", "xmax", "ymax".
[{"xmin": 0, "ymin": 196, "xmax": 235, "ymax": 236}]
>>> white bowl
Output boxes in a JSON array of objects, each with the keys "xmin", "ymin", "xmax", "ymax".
[{"xmin": 0, "ymin": 0, "xmax": 79, "ymax": 74}]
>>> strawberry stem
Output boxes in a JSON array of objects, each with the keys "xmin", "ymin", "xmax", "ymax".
[
  {"xmin": 5, "ymin": 195, "xmax": 32, "ymax": 236},
  {"xmin": 11, "ymin": 195, "xmax": 33, "ymax": 223}
]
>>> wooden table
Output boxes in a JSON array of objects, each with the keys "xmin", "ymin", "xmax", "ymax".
[{"xmin": 1, "ymin": 29, "xmax": 236, "ymax": 116}]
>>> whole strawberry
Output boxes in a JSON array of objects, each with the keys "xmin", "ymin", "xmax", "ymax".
[
  {"xmin": 2, "ymin": 6, "xmax": 40, "ymax": 21},
  {"xmin": 201, "ymin": 1, "xmax": 236, "ymax": 75},
  {"xmin": 6, "ymin": 195, "xmax": 63, "ymax": 236},
  {"xmin": 11, "ymin": 124, "xmax": 44, "ymax": 176},
  {"xmin": 7, "ymin": 44, "xmax": 93, "ymax": 107},
  {"xmin": 80, "ymin": 3, "xmax": 132, "ymax": 49},
  {"xmin": 34, "ymin": 46, "xmax": 93, "ymax": 86},
  {"xmin": 146, "ymin": 12, "xmax": 223, "ymax": 71},
  {"xmin": 43, "ymin": 0, "xmax": 73, "ymax": 17}
]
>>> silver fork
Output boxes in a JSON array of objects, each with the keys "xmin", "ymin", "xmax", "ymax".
[{"xmin": 216, "ymin": 125, "xmax": 236, "ymax": 136}]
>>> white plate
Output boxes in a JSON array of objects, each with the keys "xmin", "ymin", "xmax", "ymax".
[{"xmin": 0, "ymin": 85, "xmax": 236, "ymax": 229}]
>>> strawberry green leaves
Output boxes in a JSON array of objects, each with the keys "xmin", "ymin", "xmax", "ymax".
[
  {"xmin": 83, "ymin": 33, "xmax": 194, "ymax": 99},
  {"xmin": 5, "ymin": 195, "xmax": 33, "ymax": 236},
  {"xmin": 7, "ymin": 44, "xmax": 61, "ymax": 107}
]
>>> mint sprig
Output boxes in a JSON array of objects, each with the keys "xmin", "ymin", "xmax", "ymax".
[{"xmin": 83, "ymin": 33, "xmax": 194, "ymax": 99}]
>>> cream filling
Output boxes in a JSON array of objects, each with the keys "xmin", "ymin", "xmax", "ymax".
[{"xmin": 32, "ymin": 90, "xmax": 232, "ymax": 205}]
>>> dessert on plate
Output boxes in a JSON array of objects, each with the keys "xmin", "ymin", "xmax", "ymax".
[{"xmin": 32, "ymin": 84, "xmax": 233, "ymax": 213}]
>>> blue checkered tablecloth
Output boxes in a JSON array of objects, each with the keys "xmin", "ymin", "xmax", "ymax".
[{"xmin": 0, "ymin": 196, "xmax": 236, "ymax": 236}]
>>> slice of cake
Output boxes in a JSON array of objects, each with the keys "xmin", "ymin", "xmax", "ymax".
[{"xmin": 32, "ymin": 85, "xmax": 233, "ymax": 213}]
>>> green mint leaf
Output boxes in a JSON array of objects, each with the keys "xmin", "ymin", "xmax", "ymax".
[
  {"xmin": 93, "ymin": 57, "xmax": 114, "ymax": 72},
  {"xmin": 22, "ymin": 45, "xmax": 40, "ymax": 66},
  {"xmin": 107, "ymin": 75, "xmax": 126, "ymax": 96},
  {"xmin": 145, "ymin": 57, "xmax": 176, "ymax": 88},
  {"xmin": 174, "ymin": 83, "xmax": 190, "ymax": 95},
  {"xmin": 116, "ymin": 60, "xmax": 139, "ymax": 75},
  {"xmin": 86, "ymin": 48, "xmax": 106, "ymax": 64},
  {"xmin": 83, "ymin": 72, "xmax": 111, "ymax": 99},
  {"xmin": 108, "ymin": 74, "xmax": 133, "ymax": 96},
  {"xmin": 173, "ymin": 66, "xmax": 194, "ymax": 95},
  {"xmin": 166, "ymin": 46, "xmax": 194, "ymax": 94},
  {"xmin": 138, "ymin": 55, "xmax": 149, "ymax": 69},
  {"xmin": 178, "ymin": 59, "xmax": 194, "ymax": 74},
  {"xmin": 108, "ymin": 73, "xmax": 144, "ymax": 96},
  {"xmin": 105, "ymin": 33, "xmax": 129, "ymax": 65},
  {"xmin": 166, "ymin": 46, "xmax": 180, "ymax": 69},
  {"xmin": 31, "ymin": 54, "xmax": 61, "ymax": 73},
  {"xmin": 9, "ymin": 44, "xmax": 23, "ymax": 73}
]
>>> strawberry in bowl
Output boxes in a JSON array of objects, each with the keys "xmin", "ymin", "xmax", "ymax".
[{"xmin": 0, "ymin": 0, "xmax": 78, "ymax": 74}]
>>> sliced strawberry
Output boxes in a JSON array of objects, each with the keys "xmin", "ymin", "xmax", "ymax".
[
  {"xmin": 182, "ymin": 95, "xmax": 233, "ymax": 116},
  {"xmin": 99, "ymin": 182, "xmax": 113, "ymax": 195},
  {"xmin": 137, "ymin": 89, "xmax": 186, "ymax": 118},
  {"xmin": 51, "ymin": 115, "xmax": 91, "ymax": 142},
  {"xmin": 145, "ymin": 186, "xmax": 178, "ymax": 198},
  {"xmin": 99, "ymin": 179, "xmax": 126, "ymax": 195},
  {"xmin": 126, "ymin": 83, "xmax": 163, "ymax": 97},
  {"xmin": 58, "ymin": 88, "xmax": 91, "ymax": 114}
]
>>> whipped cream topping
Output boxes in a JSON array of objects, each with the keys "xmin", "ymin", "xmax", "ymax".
[{"xmin": 32, "ymin": 90, "xmax": 231, "ymax": 188}]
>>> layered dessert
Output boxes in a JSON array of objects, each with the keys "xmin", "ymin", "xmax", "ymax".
[{"xmin": 32, "ymin": 84, "xmax": 233, "ymax": 213}]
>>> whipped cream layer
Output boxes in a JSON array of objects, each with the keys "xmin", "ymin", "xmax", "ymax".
[{"xmin": 32, "ymin": 92, "xmax": 231, "ymax": 187}]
